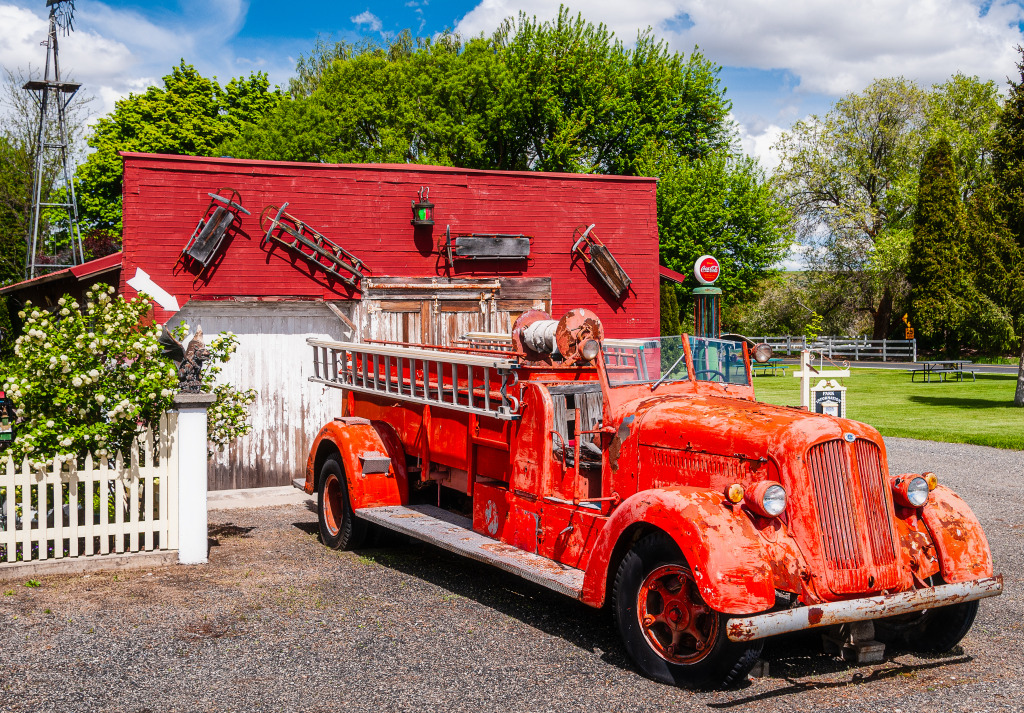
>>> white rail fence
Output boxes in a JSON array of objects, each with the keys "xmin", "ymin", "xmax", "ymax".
[
  {"xmin": 0, "ymin": 411, "xmax": 191, "ymax": 569},
  {"xmin": 753, "ymin": 336, "xmax": 917, "ymax": 362}
]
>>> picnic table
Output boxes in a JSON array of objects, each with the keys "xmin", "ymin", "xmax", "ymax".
[
  {"xmin": 910, "ymin": 360, "xmax": 975, "ymax": 383},
  {"xmin": 752, "ymin": 358, "xmax": 787, "ymax": 377}
]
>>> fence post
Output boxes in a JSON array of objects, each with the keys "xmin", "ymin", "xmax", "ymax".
[
  {"xmin": 882, "ymin": 339, "xmax": 887, "ymax": 362},
  {"xmin": 173, "ymin": 393, "xmax": 216, "ymax": 565},
  {"xmin": 913, "ymin": 340, "xmax": 917, "ymax": 363}
]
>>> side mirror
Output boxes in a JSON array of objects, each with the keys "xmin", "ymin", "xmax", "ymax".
[{"xmin": 752, "ymin": 343, "xmax": 773, "ymax": 363}]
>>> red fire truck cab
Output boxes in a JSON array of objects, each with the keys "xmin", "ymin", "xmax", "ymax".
[{"xmin": 297, "ymin": 308, "xmax": 1002, "ymax": 688}]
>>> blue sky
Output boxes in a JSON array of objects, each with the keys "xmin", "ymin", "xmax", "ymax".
[{"xmin": 2, "ymin": 0, "xmax": 1024, "ymax": 170}]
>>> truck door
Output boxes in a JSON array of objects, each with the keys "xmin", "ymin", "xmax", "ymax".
[{"xmin": 540, "ymin": 383, "xmax": 605, "ymax": 567}]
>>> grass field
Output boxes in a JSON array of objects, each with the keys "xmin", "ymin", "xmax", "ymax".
[{"xmin": 752, "ymin": 368, "xmax": 1024, "ymax": 450}]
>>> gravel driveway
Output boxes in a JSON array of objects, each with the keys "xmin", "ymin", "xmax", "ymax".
[{"xmin": 1, "ymin": 436, "xmax": 1021, "ymax": 713}]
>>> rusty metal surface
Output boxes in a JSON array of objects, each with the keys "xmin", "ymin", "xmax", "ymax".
[
  {"xmin": 357, "ymin": 504, "xmax": 585, "ymax": 598},
  {"xmin": 725, "ymin": 575, "xmax": 1003, "ymax": 642},
  {"xmin": 306, "ymin": 308, "xmax": 1001, "ymax": 653}
]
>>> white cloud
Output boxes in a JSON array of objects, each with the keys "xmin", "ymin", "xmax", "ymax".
[
  {"xmin": 351, "ymin": 10, "xmax": 384, "ymax": 33},
  {"xmin": 0, "ymin": 0, "xmax": 256, "ymax": 120},
  {"xmin": 454, "ymin": 0, "xmax": 1024, "ymax": 95},
  {"xmin": 735, "ymin": 120, "xmax": 784, "ymax": 173}
]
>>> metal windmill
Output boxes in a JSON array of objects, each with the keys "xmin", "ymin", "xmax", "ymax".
[{"xmin": 23, "ymin": 0, "xmax": 85, "ymax": 279}]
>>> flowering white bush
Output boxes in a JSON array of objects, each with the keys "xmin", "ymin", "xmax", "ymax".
[{"xmin": 1, "ymin": 284, "xmax": 256, "ymax": 468}]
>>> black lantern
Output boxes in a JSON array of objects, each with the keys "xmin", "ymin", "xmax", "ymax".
[
  {"xmin": 0, "ymin": 391, "xmax": 16, "ymax": 445},
  {"xmin": 411, "ymin": 186, "xmax": 434, "ymax": 226}
]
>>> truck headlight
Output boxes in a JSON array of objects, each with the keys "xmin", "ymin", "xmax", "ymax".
[
  {"xmin": 891, "ymin": 474, "xmax": 930, "ymax": 507},
  {"xmin": 744, "ymin": 481, "xmax": 787, "ymax": 518}
]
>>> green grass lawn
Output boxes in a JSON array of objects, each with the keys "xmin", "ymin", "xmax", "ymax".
[{"xmin": 752, "ymin": 368, "xmax": 1024, "ymax": 450}]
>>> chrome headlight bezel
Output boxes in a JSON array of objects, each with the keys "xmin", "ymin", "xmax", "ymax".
[
  {"xmin": 744, "ymin": 480, "xmax": 787, "ymax": 518},
  {"xmin": 891, "ymin": 474, "xmax": 930, "ymax": 507}
]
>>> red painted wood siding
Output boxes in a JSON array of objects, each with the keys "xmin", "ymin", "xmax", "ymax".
[{"xmin": 120, "ymin": 153, "xmax": 660, "ymax": 337}]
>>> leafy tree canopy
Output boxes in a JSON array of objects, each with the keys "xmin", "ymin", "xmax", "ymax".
[
  {"xmin": 75, "ymin": 61, "xmax": 282, "ymax": 233},
  {"xmin": 222, "ymin": 7, "xmax": 790, "ymax": 304}
]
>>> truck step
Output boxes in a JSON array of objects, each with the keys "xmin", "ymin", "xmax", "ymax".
[{"xmin": 356, "ymin": 504, "xmax": 584, "ymax": 599}]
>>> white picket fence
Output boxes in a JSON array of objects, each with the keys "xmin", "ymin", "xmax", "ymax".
[{"xmin": 0, "ymin": 412, "xmax": 179, "ymax": 566}]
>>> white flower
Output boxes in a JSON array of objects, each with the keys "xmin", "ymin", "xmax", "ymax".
[
  {"xmin": 58, "ymin": 297, "xmax": 65, "ymax": 306},
  {"xmin": 61, "ymin": 366, "xmax": 70, "ymax": 374},
  {"xmin": 45, "ymin": 420, "xmax": 54, "ymax": 428},
  {"xmin": 72, "ymin": 377, "xmax": 82, "ymax": 387},
  {"xmin": 30, "ymin": 311, "xmax": 39, "ymax": 319},
  {"xmin": 60, "ymin": 438, "xmax": 72, "ymax": 447},
  {"xmin": 88, "ymin": 369, "xmax": 99, "ymax": 378},
  {"xmin": 49, "ymin": 357, "xmax": 57, "ymax": 365},
  {"xmin": 60, "ymin": 308, "xmax": 69, "ymax": 316},
  {"xmin": 95, "ymin": 394, "xmax": 105, "ymax": 404},
  {"xmin": 108, "ymin": 286, "xmax": 115, "ymax": 294},
  {"xmin": 129, "ymin": 374, "xmax": 136, "ymax": 381},
  {"xmin": 161, "ymin": 389, "xmax": 172, "ymax": 397}
]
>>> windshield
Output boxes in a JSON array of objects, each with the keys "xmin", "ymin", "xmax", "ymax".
[
  {"xmin": 603, "ymin": 336, "xmax": 749, "ymax": 387},
  {"xmin": 688, "ymin": 336, "xmax": 749, "ymax": 385}
]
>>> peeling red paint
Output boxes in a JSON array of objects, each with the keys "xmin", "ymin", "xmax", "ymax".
[{"xmin": 305, "ymin": 313, "xmax": 999, "ymax": 647}]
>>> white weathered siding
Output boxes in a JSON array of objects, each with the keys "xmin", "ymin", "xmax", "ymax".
[{"xmin": 169, "ymin": 301, "xmax": 352, "ymax": 490}]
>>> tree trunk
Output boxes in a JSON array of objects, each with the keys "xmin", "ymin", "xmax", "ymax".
[
  {"xmin": 871, "ymin": 287, "xmax": 894, "ymax": 341},
  {"xmin": 1014, "ymin": 342, "xmax": 1024, "ymax": 407}
]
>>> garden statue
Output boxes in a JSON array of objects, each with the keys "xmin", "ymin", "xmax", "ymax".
[{"xmin": 159, "ymin": 325, "xmax": 211, "ymax": 393}]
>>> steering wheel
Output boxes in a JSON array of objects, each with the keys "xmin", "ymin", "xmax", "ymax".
[{"xmin": 694, "ymin": 369, "xmax": 726, "ymax": 382}]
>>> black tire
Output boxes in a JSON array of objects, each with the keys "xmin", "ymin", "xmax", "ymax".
[
  {"xmin": 613, "ymin": 532, "xmax": 762, "ymax": 689},
  {"xmin": 875, "ymin": 597, "xmax": 979, "ymax": 654},
  {"xmin": 317, "ymin": 456, "xmax": 367, "ymax": 550}
]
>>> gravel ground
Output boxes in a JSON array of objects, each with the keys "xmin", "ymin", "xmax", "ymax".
[{"xmin": 1, "ymin": 436, "xmax": 1021, "ymax": 713}]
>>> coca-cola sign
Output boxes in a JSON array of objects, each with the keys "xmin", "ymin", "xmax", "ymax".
[{"xmin": 693, "ymin": 255, "xmax": 720, "ymax": 284}]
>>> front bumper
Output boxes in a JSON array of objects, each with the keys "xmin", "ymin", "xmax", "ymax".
[{"xmin": 726, "ymin": 575, "xmax": 1003, "ymax": 642}]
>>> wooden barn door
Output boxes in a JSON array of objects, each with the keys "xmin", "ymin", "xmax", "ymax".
[{"xmin": 361, "ymin": 277, "xmax": 551, "ymax": 346}]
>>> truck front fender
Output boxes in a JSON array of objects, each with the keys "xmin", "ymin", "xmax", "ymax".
[
  {"xmin": 580, "ymin": 487, "xmax": 775, "ymax": 615},
  {"xmin": 921, "ymin": 485, "xmax": 993, "ymax": 582},
  {"xmin": 304, "ymin": 419, "xmax": 407, "ymax": 509}
]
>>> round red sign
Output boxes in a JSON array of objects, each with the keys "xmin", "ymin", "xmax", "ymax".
[{"xmin": 693, "ymin": 255, "xmax": 720, "ymax": 284}]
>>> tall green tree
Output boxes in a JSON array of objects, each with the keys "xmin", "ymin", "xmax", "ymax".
[
  {"xmin": 75, "ymin": 61, "xmax": 282, "ymax": 233},
  {"xmin": 655, "ymin": 152, "xmax": 792, "ymax": 305},
  {"xmin": 992, "ymin": 46, "xmax": 1024, "ymax": 405},
  {"xmin": 774, "ymin": 77, "xmax": 926, "ymax": 340},
  {"xmin": 925, "ymin": 74, "xmax": 1002, "ymax": 201},
  {"xmin": 907, "ymin": 139, "xmax": 968, "ymax": 353},
  {"xmin": 223, "ymin": 9, "xmax": 790, "ymax": 302}
]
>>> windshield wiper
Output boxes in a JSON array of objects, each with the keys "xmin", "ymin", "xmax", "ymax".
[{"xmin": 650, "ymin": 352, "xmax": 686, "ymax": 392}]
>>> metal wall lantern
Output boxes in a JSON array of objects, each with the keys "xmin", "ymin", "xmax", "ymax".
[
  {"xmin": 0, "ymin": 391, "xmax": 17, "ymax": 445},
  {"xmin": 411, "ymin": 186, "xmax": 435, "ymax": 226}
]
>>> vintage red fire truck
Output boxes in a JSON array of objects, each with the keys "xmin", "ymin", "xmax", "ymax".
[{"xmin": 296, "ymin": 308, "xmax": 1002, "ymax": 687}]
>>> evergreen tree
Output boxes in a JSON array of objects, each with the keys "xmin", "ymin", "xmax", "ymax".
[
  {"xmin": 660, "ymin": 282, "xmax": 681, "ymax": 336},
  {"xmin": 992, "ymin": 46, "xmax": 1024, "ymax": 405},
  {"xmin": 993, "ymin": 47, "xmax": 1024, "ymax": 245},
  {"xmin": 907, "ymin": 138, "xmax": 967, "ymax": 355}
]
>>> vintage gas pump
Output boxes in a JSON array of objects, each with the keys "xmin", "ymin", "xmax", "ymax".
[{"xmin": 692, "ymin": 255, "xmax": 721, "ymax": 337}]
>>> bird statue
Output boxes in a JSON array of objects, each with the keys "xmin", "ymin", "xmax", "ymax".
[{"xmin": 159, "ymin": 325, "xmax": 211, "ymax": 393}]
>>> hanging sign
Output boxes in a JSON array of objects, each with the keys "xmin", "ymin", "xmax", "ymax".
[
  {"xmin": 811, "ymin": 379, "xmax": 847, "ymax": 418},
  {"xmin": 693, "ymin": 255, "xmax": 720, "ymax": 285}
]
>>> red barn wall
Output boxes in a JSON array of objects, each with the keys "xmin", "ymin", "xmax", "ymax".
[{"xmin": 119, "ymin": 153, "xmax": 660, "ymax": 336}]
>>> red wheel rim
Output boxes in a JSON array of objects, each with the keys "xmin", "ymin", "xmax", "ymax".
[
  {"xmin": 323, "ymin": 473, "xmax": 343, "ymax": 536},
  {"xmin": 637, "ymin": 564, "xmax": 718, "ymax": 664}
]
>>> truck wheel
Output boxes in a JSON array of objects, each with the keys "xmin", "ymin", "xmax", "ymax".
[
  {"xmin": 613, "ymin": 532, "xmax": 762, "ymax": 688},
  {"xmin": 318, "ymin": 456, "xmax": 367, "ymax": 550},
  {"xmin": 875, "ymin": 597, "xmax": 979, "ymax": 653}
]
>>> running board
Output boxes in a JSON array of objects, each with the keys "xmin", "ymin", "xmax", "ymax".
[{"xmin": 356, "ymin": 504, "xmax": 584, "ymax": 599}]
